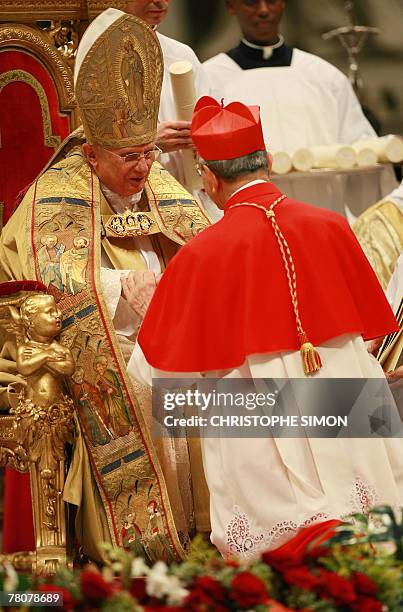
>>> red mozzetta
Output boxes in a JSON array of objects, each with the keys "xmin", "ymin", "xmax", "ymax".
[{"xmin": 138, "ymin": 182, "xmax": 398, "ymax": 372}]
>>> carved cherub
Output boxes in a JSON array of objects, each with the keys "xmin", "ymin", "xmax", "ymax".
[{"xmin": 9, "ymin": 294, "xmax": 75, "ymax": 408}]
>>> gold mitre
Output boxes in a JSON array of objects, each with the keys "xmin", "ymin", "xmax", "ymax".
[{"xmin": 74, "ymin": 8, "xmax": 163, "ymax": 148}]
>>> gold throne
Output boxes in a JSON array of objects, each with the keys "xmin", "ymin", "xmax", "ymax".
[
  {"xmin": 0, "ymin": 0, "xmax": 142, "ymax": 575},
  {"xmin": 0, "ymin": 3, "xmax": 85, "ymax": 573}
]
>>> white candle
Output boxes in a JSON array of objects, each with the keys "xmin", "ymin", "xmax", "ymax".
[
  {"xmin": 356, "ymin": 135, "xmax": 403, "ymax": 163},
  {"xmin": 311, "ymin": 144, "xmax": 357, "ymax": 169},
  {"xmin": 271, "ymin": 151, "xmax": 292, "ymax": 174},
  {"xmin": 292, "ymin": 148, "xmax": 314, "ymax": 172}
]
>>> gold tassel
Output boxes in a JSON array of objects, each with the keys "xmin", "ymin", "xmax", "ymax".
[{"xmin": 299, "ymin": 334, "xmax": 322, "ymax": 375}]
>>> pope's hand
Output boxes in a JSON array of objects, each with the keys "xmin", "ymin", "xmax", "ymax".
[
  {"xmin": 156, "ymin": 121, "xmax": 193, "ymax": 153},
  {"xmin": 386, "ymin": 365, "xmax": 403, "ymax": 397},
  {"xmin": 121, "ymin": 270, "xmax": 157, "ymax": 319}
]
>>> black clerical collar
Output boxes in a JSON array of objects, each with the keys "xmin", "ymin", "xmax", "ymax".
[{"xmin": 226, "ymin": 37, "xmax": 293, "ymax": 70}]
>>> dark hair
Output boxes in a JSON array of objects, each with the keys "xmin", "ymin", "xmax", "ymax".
[{"xmin": 204, "ymin": 149, "xmax": 268, "ymax": 180}]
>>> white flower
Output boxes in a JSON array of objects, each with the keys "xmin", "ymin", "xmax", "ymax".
[
  {"xmin": 145, "ymin": 563, "xmax": 188, "ymax": 604},
  {"xmin": 165, "ymin": 576, "xmax": 189, "ymax": 606},
  {"xmin": 131, "ymin": 557, "xmax": 149, "ymax": 578},
  {"xmin": 146, "ymin": 561, "xmax": 171, "ymax": 599},
  {"xmin": 3, "ymin": 563, "xmax": 18, "ymax": 592}
]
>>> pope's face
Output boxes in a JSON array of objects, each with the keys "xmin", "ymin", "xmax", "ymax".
[
  {"xmin": 124, "ymin": 0, "xmax": 171, "ymax": 26},
  {"xmin": 226, "ymin": 0, "xmax": 285, "ymax": 45},
  {"xmin": 31, "ymin": 296, "xmax": 62, "ymax": 339},
  {"xmin": 85, "ymin": 143, "xmax": 155, "ymax": 197}
]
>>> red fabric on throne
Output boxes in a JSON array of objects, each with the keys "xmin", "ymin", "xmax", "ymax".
[
  {"xmin": 0, "ymin": 50, "xmax": 69, "ymax": 223},
  {"xmin": 0, "ymin": 49, "xmax": 70, "ymax": 553}
]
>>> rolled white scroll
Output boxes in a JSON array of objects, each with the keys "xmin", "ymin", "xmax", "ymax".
[
  {"xmin": 169, "ymin": 60, "xmax": 201, "ymax": 192},
  {"xmin": 291, "ymin": 148, "xmax": 314, "ymax": 172},
  {"xmin": 271, "ymin": 151, "xmax": 293, "ymax": 175},
  {"xmin": 352, "ymin": 145, "xmax": 378, "ymax": 167},
  {"xmin": 311, "ymin": 144, "xmax": 357, "ymax": 169},
  {"xmin": 355, "ymin": 135, "xmax": 403, "ymax": 163}
]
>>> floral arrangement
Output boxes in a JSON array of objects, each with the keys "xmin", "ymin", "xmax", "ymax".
[{"xmin": 0, "ymin": 506, "xmax": 402, "ymax": 611}]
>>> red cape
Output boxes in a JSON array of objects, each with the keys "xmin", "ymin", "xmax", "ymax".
[{"xmin": 138, "ymin": 182, "xmax": 398, "ymax": 372}]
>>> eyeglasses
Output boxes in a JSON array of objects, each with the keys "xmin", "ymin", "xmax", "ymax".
[
  {"xmin": 196, "ymin": 161, "xmax": 206, "ymax": 176},
  {"xmin": 107, "ymin": 145, "xmax": 162, "ymax": 164}
]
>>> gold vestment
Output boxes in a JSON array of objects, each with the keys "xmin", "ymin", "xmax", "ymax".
[
  {"xmin": 353, "ymin": 200, "xmax": 403, "ymax": 289},
  {"xmin": 0, "ymin": 144, "xmax": 211, "ymax": 562}
]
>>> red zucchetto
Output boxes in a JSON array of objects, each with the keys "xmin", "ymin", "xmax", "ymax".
[{"xmin": 191, "ymin": 96, "xmax": 266, "ymax": 160}]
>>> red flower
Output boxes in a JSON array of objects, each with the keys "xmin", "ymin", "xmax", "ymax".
[
  {"xmin": 130, "ymin": 577, "xmax": 147, "ymax": 603},
  {"xmin": 38, "ymin": 585, "xmax": 75, "ymax": 611},
  {"xmin": 225, "ymin": 558, "xmax": 239, "ymax": 568},
  {"xmin": 142, "ymin": 604, "xmax": 183, "ymax": 612},
  {"xmin": 184, "ymin": 576, "xmax": 227, "ymax": 610},
  {"xmin": 351, "ymin": 572, "xmax": 378, "ymax": 597},
  {"xmin": 317, "ymin": 570, "xmax": 357, "ymax": 605},
  {"xmin": 282, "ymin": 566, "xmax": 320, "ymax": 591},
  {"xmin": 195, "ymin": 576, "xmax": 227, "ymax": 601},
  {"xmin": 185, "ymin": 589, "xmax": 213, "ymax": 610},
  {"xmin": 349, "ymin": 597, "xmax": 383, "ymax": 612},
  {"xmin": 230, "ymin": 571, "xmax": 268, "ymax": 608},
  {"xmin": 185, "ymin": 591, "xmax": 227, "ymax": 611},
  {"xmin": 266, "ymin": 600, "xmax": 295, "ymax": 611},
  {"xmin": 262, "ymin": 519, "xmax": 341, "ymax": 570},
  {"xmin": 80, "ymin": 569, "xmax": 114, "ymax": 603}
]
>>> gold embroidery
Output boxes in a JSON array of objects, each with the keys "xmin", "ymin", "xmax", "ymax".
[
  {"xmin": 75, "ymin": 15, "xmax": 163, "ymax": 148},
  {"xmin": 103, "ymin": 209, "xmax": 158, "ymax": 237},
  {"xmin": 29, "ymin": 150, "xmax": 186, "ymax": 561},
  {"xmin": 146, "ymin": 163, "xmax": 212, "ymax": 245}
]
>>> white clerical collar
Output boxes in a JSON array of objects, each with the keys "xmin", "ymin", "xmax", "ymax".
[
  {"xmin": 230, "ymin": 179, "xmax": 268, "ymax": 199},
  {"xmin": 242, "ymin": 34, "xmax": 284, "ymax": 60},
  {"xmin": 101, "ymin": 183, "xmax": 143, "ymax": 213}
]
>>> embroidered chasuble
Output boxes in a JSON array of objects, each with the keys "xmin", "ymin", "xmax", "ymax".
[
  {"xmin": 100, "ymin": 192, "xmax": 149, "ymax": 271},
  {"xmin": 0, "ymin": 145, "xmax": 211, "ymax": 562},
  {"xmin": 353, "ymin": 200, "xmax": 403, "ymax": 290}
]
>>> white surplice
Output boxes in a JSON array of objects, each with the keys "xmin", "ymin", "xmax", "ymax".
[
  {"xmin": 203, "ymin": 47, "xmax": 398, "ymax": 221},
  {"xmin": 203, "ymin": 48, "xmax": 375, "ymax": 152}
]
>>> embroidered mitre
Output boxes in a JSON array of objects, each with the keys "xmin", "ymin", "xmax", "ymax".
[{"xmin": 74, "ymin": 8, "xmax": 163, "ymax": 148}]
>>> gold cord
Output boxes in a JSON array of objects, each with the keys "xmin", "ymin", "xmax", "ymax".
[{"xmin": 230, "ymin": 195, "xmax": 322, "ymax": 374}]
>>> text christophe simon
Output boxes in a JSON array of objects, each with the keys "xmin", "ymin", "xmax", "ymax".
[{"xmin": 161, "ymin": 389, "xmax": 348, "ymax": 428}]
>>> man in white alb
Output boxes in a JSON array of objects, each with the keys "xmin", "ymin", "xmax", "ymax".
[{"xmin": 204, "ymin": 0, "xmax": 375, "ymax": 151}]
